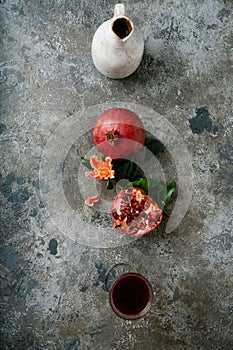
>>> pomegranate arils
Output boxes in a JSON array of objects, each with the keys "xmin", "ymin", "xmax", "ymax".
[
  {"xmin": 110, "ymin": 186, "xmax": 163, "ymax": 236},
  {"xmin": 111, "ymin": 208, "xmax": 118, "ymax": 218}
]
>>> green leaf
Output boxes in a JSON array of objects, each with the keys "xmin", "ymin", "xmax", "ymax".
[
  {"xmin": 106, "ymin": 179, "xmax": 114, "ymax": 190},
  {"xmin": 130, "ymin": 178, "xmax": 149, "ymax": 192},
  {"xmin": 130, "ymin": 178, "xmax": 176, "ymax": 208},
  {"xmin": 148, "ymin": 181, "xmax": 166, "ymax": 207},
  {"xmin": 112, "ymin": 160, "xmax": 129, "ymax": 180},
  {"xmin": 127, "ymin": 160, "xmax": 139, "ymax": 181},
  {"xmin": 165, "ymin": 181, "xmax": 177, "ymax": 203}
]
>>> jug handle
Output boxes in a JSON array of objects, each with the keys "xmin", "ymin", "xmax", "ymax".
[{"xmin": 114, "ymin": 3, "xmax": 125, "ymax": 17}]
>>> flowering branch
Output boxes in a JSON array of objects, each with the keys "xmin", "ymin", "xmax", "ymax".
[{"xmin": 84, "ymin": 155, "xmax": 115, "ymax": 206}]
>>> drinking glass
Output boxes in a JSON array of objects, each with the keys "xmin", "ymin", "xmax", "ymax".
[{"xmin": 105, "ymin": 263, "xmax": 153, "ymax": 320}]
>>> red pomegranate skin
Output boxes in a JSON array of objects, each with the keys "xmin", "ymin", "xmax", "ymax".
[
  {"xmin": 110, "ymin": 186, "xmax": 163, "ymax": 236},
  {"xmin": 92, "ymin": 108, "xmax": 146, "ymax": 160}
]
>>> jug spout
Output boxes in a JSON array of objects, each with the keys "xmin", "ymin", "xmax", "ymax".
[
  {"xmin": 112, "ymin": 17, "xmax": 134, "ymax": 40},
  {"xmin": 113, "ymin": 4, "xmax": 133, "ymax": 40}
]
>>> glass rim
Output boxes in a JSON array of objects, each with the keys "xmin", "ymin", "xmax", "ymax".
[{"xmin": 109, "ymin": 272, "xmax": 154, "ymax": 320}]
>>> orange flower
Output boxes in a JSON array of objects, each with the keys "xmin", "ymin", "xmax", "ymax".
[
  {"xmin": 85, "ymin": 195, "xmax": 100, "ymax": 206},
  {"xmin": 85, "ymin": 155, "xmax": 115, "ymax": 180}
]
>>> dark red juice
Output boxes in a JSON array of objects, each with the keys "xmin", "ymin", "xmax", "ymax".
[{"xmin": 110, "ymin": 273, "xmax": 153, "ymax": 318}]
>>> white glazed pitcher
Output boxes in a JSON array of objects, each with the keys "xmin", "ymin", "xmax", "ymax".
[{"xmin": 91, "ymin": 3, "xmax": 144, "ymax": 79}]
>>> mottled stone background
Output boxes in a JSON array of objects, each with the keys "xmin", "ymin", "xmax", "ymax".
[{"xmin": 0, "ymin": 0, "xmax": 232, "ymax": 349}]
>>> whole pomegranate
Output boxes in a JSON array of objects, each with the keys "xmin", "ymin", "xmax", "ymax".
[
  {"xmin": 92, "ymin": 108, "xmax": 146, "ymax": 160},
  {"xmin": 110, "ymin": 186, "xmax": 163, "ymax": 236}
]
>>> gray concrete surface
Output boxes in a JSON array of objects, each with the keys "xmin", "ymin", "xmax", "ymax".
[{"xmin": 0, "ymin": 0, "xmax": 233, "ymax": 349}]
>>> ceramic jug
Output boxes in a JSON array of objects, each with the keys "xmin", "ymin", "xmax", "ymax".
[{"xmin": 91, "ymin": 3, "xmax": 144, "ymax": 79}]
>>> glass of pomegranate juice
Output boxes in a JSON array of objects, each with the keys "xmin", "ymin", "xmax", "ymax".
[{"xmin": 105, "ymin": 263, "xmax": 153, "ymax": 320}]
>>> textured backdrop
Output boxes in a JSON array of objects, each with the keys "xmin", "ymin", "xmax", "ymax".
[{"xmin": 0, "ymin": 0, "xmax": 232, "ymax": 349}]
